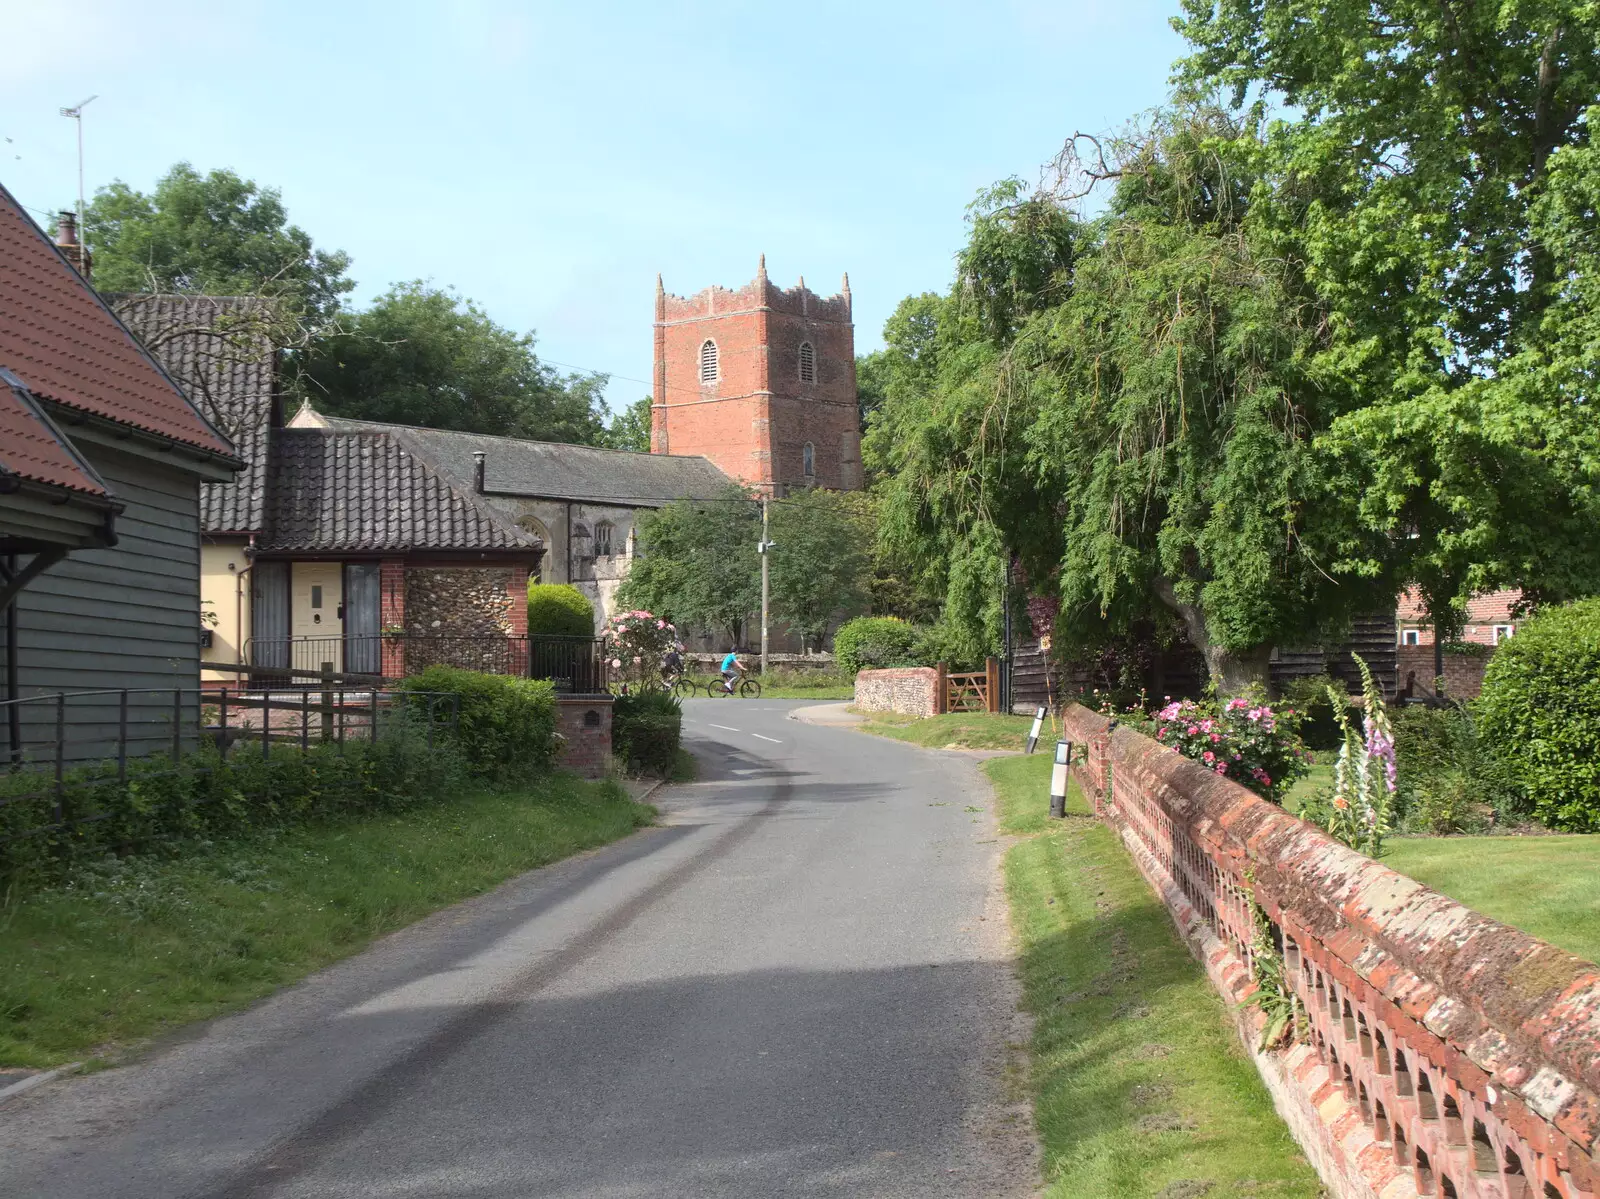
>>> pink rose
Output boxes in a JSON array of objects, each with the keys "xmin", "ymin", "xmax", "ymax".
[
  {"xmin": 1202, "ymin": 750, "xmax": 1215, "ymax": 763},
  {"xmin": 1187, "ymin": 725, "xmax": 1199, "ymax": 736},
  {"xmin": 1210, "ymin": 732, "xmax": 1221, "ymax": 743}
]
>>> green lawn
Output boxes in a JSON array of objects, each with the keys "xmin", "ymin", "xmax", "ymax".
[
  {"xmin": 987, "ymin": 753, "xmax": 1322, "ymax": 1198},
  {"xmin": 859, "ymin": 709, "xmax": 1038, "ymax": 751},
  {"xmin": 1382, "ymin": 835, "xmax": 1600, "ymax": 965},
  {"xmin": 0, "ymin": 777, "xmax": 653, "ymax": 1068}
]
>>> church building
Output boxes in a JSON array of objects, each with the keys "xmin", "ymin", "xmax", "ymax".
[{"xmin": 651, "ymin": 258, "xmax": 862, "ymax": 493}]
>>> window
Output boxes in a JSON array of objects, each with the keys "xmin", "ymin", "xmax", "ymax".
[
  {"xmin": 1494, "ymin": 624, "xmax": 1515, "ymax": 643},
  {"xmin": 798, "ymin": 340, "xmax": 816, "ymax": 383},
  {"xmin": 802, "ymin": 441, "xmax": 815, "ymax": 479},
  {"xmin": 1402, "ymin": 628, "xmax": 1421, "ymax": 646},
  {"xmin": 595, "ymin": 520, "xmax": 614, "ymax": 557},
  {"xmin": 699, "ymin": 339, "xmax": 719, "ymax": 383}
]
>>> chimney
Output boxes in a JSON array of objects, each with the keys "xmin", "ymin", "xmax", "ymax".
[
  {"xmin": 472, "ymin": 450, "xmax": 486, "ymax": 493},
  {"xmin": 54, "ymin": 211, "xmax": 91, "ymax": 280}
]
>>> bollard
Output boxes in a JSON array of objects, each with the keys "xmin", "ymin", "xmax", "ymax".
[
  {"xmin": 1050, "ymin": 739, "xmax": 1069, "ymax": 818},
  {"xmin": 1024, "ymin": 705, "xmax": 1046, "ymax": 754}
]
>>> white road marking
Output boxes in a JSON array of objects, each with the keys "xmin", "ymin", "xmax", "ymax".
[
  {"xmin": 750, "ymin": 733, "xmax": 782, "ymax": 743},
  {"xmin": 708, "ymin": 724, "xmax": 741, "ymax": 733}
]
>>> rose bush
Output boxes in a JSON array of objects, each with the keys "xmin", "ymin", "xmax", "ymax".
[
  {"xmin": 1150, "ymin": 696, "xmax": 1309, "ymax": 802},
  {"xmin": 602, "ymin": 609, "xmax": 679, "ymax": 689}
]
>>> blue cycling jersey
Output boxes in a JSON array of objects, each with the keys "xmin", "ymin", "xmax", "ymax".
[{"xmin": 721, "ymin": 652, "xmax": 738, "ymax": 672}]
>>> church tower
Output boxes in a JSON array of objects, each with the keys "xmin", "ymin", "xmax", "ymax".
[{"xmin": 652, "ymin": 258, "xmax": 862, "ymax": 493}]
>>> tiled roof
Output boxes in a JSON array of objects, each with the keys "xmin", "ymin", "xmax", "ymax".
[
  {"xmin": 0, "ymin": 184, "xmax": 237, "ymax": 460},
  {"xmin": 112, "ymin": 294, "xmax": 273, "ymax": 532},
  {"xmin": 0, "ymin": 368, "xmax": 113, "ymax": 498},
  {"xmin": 301, "ymin": 413, "xmax": 733, "ymax": 505},
  {"xmin": 257, "ymin": 427, "xmax": 542, "ymax": 554}
]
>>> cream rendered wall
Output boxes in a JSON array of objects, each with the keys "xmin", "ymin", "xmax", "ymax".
[
  {"xmin": 201, "ymin": 539, "xmax": 250, "ymax": 679},
  {"xmin": 290, "ymin": 561, "xmax": 343, "ymax": 669}
]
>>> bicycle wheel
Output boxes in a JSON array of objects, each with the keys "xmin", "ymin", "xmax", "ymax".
[
  {"xmin": 672, "ymin": 676, "xmax": 698, "ymax": 698},
  {"xmin": 708, "ymin": 678, "xmax": 732, "ymax": 697},
  {"xmin": 738, "ymin": 677, "xmax": 763, "ymax": 699}
]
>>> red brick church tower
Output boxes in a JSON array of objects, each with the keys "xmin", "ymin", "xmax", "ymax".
[{"xmin": 651, "ymin": 258, "xmax": 862, "ymax": 493}]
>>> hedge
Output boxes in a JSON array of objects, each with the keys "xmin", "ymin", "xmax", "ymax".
[
  {"xmin": 400, "ymin": 667, "xmax": 558, "ymax": 779},
  {"xmin": 612, "ymin": 690, "xmax": 682, "ymax": 778},
  {"xmin": 0, "ymin": 721, "xmax": 463, "ymax": 887},
  {"xmin": 527, "ymin": 584, "xmax": 595, "ymax": 637},
  {"xmin": 833, "ymin": 616, "xmax": 917, "ymax": 676},
  {"xmin": 1477, "ymin": 598, "xmax": 1600, "ymax": 831}
]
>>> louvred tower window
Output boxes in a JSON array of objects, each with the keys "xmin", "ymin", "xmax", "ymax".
[
  {"xmin": 798, "ymin": 341, "xmax": 816, "ymax": 383},
  {"xmin": 700, "ymin": 339, "xmax": 719, "ymax": 383}
]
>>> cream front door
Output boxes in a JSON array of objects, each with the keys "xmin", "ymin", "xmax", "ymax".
[{"xmin": 290, "ymin": 562, "xmax": 344, "ymax": 670}]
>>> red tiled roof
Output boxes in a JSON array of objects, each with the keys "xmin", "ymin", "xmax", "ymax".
[
  {"xmin": 0, "ymin": 184, "xmax": 236, "ymax": 459},
  {"xmin": 0, "ymin": 372, "xmax": 111, "ymax": 497}
]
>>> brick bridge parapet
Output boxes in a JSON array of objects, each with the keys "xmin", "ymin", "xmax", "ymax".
[{"xmin": 1061, "ymin": 703, "xmax": 1599, "ymax": 1199}]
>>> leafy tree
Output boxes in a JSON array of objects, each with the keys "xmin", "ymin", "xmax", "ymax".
[
  {"xmin": 767, "ymin": 488, "xmax": 874, "ymax": 651},
  {"xmin": 300, "ymin": 282, "xmax": 608, "ymax": 443},
  {"xmin": 618, "ymin": 486, "xmax": 761, "ymax": 646},
  {"xmin": 602, "ymin": 395, "xmax": 654, "ymax": 452},
  {"xmin": 1177, "ymin": 0, "xmax": 1600, "ymax": 632},
  {"xmin": 85, "ymin": 163, "xmax": 352, "ymax": 328}
]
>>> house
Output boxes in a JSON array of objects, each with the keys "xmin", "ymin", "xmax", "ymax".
[
  {"xmin": 0, "ymin": 192, "xmax": 242, "ymax": 761},
  {"xmin": 1394, "ymin": 587, "xmax": 1522, "ymax": 698},
  {"xmin": 112, "ymin": 296, "xmax": 547, "ymax": 677},
  {"xmin": 287, "ymin": 406, "xmax": 733, "ymax": 631}
]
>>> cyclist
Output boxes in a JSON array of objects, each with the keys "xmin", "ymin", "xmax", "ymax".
[
  {"xmin": 719, "ymin": 648, "xmax": 746, "ymax": 694},
  {"xmin": 661, "ymin": 643, "xmax": 685, "ymax": 687}
]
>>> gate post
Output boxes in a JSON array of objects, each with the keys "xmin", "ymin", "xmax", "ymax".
[
  {"xmin": 935, "ymin": 661, "xmax": 948, "ymax": 715},
  {"xmin": 986, "ymin": 656, "xmax": 1000, "ymax": 713}
]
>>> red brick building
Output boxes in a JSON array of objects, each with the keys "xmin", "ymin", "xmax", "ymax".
[{"xmin": 651, "ymin": 258, "xmax": 863, "ymax": 493}]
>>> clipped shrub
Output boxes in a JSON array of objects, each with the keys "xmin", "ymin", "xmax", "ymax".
[
  {"xmin": 1477, "ymin": 598, "xmax": 1600, "ymax": 830},
  {"xmin": 402, "ymin": 666, "xmax": 557, "ymax": 779},
  {"xmin": 0, "ymin": 720, "xmax": 464, "ymax": 887},
  {"xmin": 833, "ymin": 616, "xmax": 916, "ymax": 676},
  {"xmin": 527, "ymin": 583, "xmax": 595, "ymax": 637},
  {"xmin": 612, "ymin": 690, "xmax": 682, "ymax": 778},
  {"xmin": 910, "ymin": 621, "xmax": 985, "ymax": 672}
]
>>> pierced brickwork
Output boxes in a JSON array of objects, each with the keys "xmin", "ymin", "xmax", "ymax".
[
  {"xmin": 652, "ymin": 261, "xmax": 862, "ymax": 493},
  {"xmin": 1063, "ymin": 705, "xmax": 1600, "ymax": 1199}
]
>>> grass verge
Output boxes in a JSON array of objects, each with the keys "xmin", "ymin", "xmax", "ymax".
[
  {"xmin": 0, "ymin": 776, "xmax": 653, "ymax": 1068},
  {"xmin": 859, "ymin": 710, "xmax": 1037, "ymax": 751},
  {"xmin": 987, "ymin": 753, "xmax": 1322, "ymax": 1197}
]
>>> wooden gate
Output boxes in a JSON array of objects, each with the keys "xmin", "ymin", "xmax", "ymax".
[{"xmin": 936, "ymin": 658, "xmax": 1001, "ymax": 714}]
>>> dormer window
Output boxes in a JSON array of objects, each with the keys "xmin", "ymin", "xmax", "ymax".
[
  {"xmin": 700, "ymin": 339, "xmax": 719, "ymax": 383},
  {"xmin": 798, "ymin": 341, "xmax": 816, "ymax": 384},
  {"xmin": 802, "ymin": 441, "xmax": 816, "ymax": 479}
]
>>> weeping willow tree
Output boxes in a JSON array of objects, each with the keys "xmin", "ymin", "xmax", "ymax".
[{"xmin": 866, "ymin": 103, "xmax": 1397, "ymax": 693}]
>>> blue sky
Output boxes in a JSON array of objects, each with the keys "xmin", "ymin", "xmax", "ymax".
[{"xmin": 2, "ymin": 0, "xmax": 1184, "ymax": 414}]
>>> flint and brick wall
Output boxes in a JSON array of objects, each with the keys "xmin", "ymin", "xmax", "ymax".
[
  {"xmin": 555, "ymin": 697, "xmax": 612, "ymax": 780},
  {"xmin": 1063, "ymin": 704, "xmax": 1599, "ymax": 1199},
  {"xmin": 854, "ymin": 667, "xmax": 941, "ymax": 718}
]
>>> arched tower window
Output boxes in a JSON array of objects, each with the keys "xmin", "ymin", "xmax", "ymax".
[
  {"xmin": 798, "ymin": 341, "xmax": 816, "ymax": 384},
  {"xmin": 802, "ymin": 441, "xmax": 816, "ymax": 480},
  {"xmin": 594, "ymin": 520, "xmax": 614, "ymax": 557},
  {"xmin": 699, "ymin": 339, "xmax": 719, "ymax": 383}
]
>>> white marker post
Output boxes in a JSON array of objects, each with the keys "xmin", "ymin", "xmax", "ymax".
[
  {"xmin": 1050, "ymin": 739, "xmax": 1070, "ymax": 819},
  {"xmin": 1024, "ymin": 705, "xmax": 1046, "ymax": 754}
]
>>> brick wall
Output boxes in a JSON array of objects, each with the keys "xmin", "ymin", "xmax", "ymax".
[
  {"xmin": 554, "ymin": 696, "xmax": 612, "ymax": 779},
  {"xmin": 854, "ymin": 667, "xmax": 939, "ymax": 717},
  {"xmin": 1062, "ymin": 704, "xmax": 1600, "ymax": 1199},
  {"xmin": 1396, "ymin": 644, "xmax": 1494, "ymax": 699}
]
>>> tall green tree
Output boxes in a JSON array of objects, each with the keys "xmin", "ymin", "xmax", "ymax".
[
  {"xmin": 85, "ymin": 163, "xmax": 352, "ymax": 328},
  {"xmin": 602, "ymin": 396, "xmax": 654, "ymax": 452},
  {"xmin": 300, "ymin": 282, "xmax": 608, "ymax": 443},
  {"xmin": 1178, "ymin": 0, "xmax": 1600, "ymax": 625},
  {"xmin": 618, "ymin": 486, "xmax": 762, "ymax": 646},
  {"xmin": 768, "ymin": 488, "xmax": 874, "ymax": 651}
]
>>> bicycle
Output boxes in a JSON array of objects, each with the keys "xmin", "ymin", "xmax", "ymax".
[
  {"xmin": 709, "ymin": 675, "xmax": 762, "ymax": 699},
  {"xmin": 664, "ymin": 672, "xmax": 698, "ymax": 698}
]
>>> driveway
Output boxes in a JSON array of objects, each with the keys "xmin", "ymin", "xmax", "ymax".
[{"xmin": 0, "ymin": 699, "xmax": 1035, "ymax": 1198}]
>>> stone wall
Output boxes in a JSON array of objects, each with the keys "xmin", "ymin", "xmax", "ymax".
[
  {"xmin": 1062, "ymin": 704, "xmax": 1600, "ymax": 1199},
  {"xmin": 405, "ymin": 567, "xmax": 517, "ymax": 637},
  {"xmin": 854, "ymin": 667, "xmax": 940, "ymax": 717},
  {"xmin": 555, "ymin": 696, "xmax": 612, "ymax": 779}
]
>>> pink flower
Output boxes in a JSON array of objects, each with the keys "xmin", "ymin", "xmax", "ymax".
[
  {"xmin": 657, "ymin": 620, "xmax": 666, "ymax": 629},
  {"xmin": 1215, "ymin": 763, "xmax": 1227, "ymax": 774},
  {"xmin": 1157, "ymin": 729, "xmax": 1166, "ymax": 739},
  {"xmin": 1210, "ymin": 732, "xmax": 1221, "ymax": 743},
  {"xmin": 1202, "ymin": 750, "xmax": 1215, "ymax": 763},
  {"xmin": 1187, "ymin": 725, "xmax": 1199, "ymax": 736},
  {"xmin": 1261, "ymin": 775, "xmax": 1271, "ymax": 786}
]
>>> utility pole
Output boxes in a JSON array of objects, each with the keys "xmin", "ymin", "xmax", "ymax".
[
  {"xmin": 759, "ymin": 495, "xmax": 771, "ymax": 675},
  {"xmin": 59, "ymin": 95, "xmax": 98, "ymax": 245}
]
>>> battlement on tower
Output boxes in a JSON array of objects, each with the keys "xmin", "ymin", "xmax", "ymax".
[{"xmin": 656, "ymin": 261, "xmax": 852, "ymax": 324}]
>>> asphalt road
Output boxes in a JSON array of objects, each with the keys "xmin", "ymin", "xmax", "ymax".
[{"xmin": 1, "ymin": 699, "xmax": 1035, "ymax": 1198}]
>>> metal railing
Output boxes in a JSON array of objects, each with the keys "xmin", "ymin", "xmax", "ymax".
[
  {"xmin": 1, "ymin": 686, "xmax": 459, "ymax": 850},
  {"xmin": 239, "ymin": 633, "xmax": 608, "ymax": 693}
]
